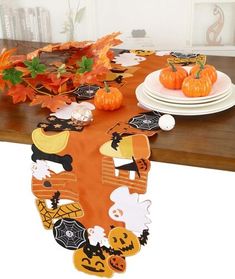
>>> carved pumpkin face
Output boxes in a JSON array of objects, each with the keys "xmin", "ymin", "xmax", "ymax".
[
  {"xmin": 108, "ymin": 227, "xmax": 141, "ymax": 256},
  {"xmin": 73, "ymin": 248, "xmax": 113, "ymax": 277},
  {"xmin": 107, "ymin": 255, "xmax": 126, "ymax": 273}
]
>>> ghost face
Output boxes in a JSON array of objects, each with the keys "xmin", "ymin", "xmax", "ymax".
[
  {"xmin": 109, "ymin": 207, "xmax": 124, "ymax": 221},
  {"xmin": 73, "ymin": 248, "xmax": 113, "ymax": 277},
  {"xmin": 108, "ymin": 227, "xmax": 141, "ymax": 257}
]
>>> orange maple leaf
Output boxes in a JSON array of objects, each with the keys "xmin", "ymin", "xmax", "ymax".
[
  {"xmin": 7, "ymin": 84, "xmax": 35, "ymax": 104},
  {"xmin": 0, "ymin": 48, "xmax": 16, "ymax": 72},
  {"xmin": 30, "ymin": 94, "xmax": 71, "ymax": 112}
]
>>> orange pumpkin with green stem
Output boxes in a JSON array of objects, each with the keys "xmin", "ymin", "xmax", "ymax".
[
  {"xmin": 159, "ymin": 63, "xmax": 188, "ymax": 90},
  {"xmin": 182, "ymin": 70, "xmax": 212, "ymax": 97},
  {"xmin": 190, "ymin": 61, "xmax": 217, "ymax": 84},
  {"xmin": 94, "ymin": 82, "xmax": 123, "ymax": 111}
]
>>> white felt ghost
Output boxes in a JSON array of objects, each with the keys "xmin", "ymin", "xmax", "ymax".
[
  {"xmin": 109, "ymin": 186, "xmax": 151, "ymax": 236},
  {"xmin": 50, "ymin": 102, "xmax": 95, "ymax": 120},
  {"xmin": 113, "ymin": 53, "xmax": 146, "ymax": 67},
  {"xmin": 88, "ymin": 226, "xmax": 110, "ymax": 247},
  {"xmin": 32, "ymin": 160, "xmax": 51, "ymax": 180}
]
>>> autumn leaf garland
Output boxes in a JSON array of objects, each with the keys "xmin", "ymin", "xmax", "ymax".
[{"xmin": 0, "ymin": 32, "xmax": 122, "ymax": 112}]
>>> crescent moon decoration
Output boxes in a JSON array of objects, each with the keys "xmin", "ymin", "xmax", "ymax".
[{"xmin": 206, "ymin": 4, "xmax": 224, "ymax": 46}]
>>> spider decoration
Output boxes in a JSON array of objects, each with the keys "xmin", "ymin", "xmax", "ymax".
[
  {"xmin": 53, "ymin": 218, "xmax": 88, "ymax": 250},
  {"xmin": 128, "ymin": 111, "xmax": 162, "ymax": 131}
]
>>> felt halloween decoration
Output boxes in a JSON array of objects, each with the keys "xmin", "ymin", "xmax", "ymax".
[
  {"xmin": 100, "ymin": 134, "xmax": 150, "ymax": 160},
  {"xmin": 182, "ymin": 70, "xmax": 212, "ymax": 97},
  {"xmin": 32, "ymin": 160, "xmax": 51, "ymax": 180},
  {"xmin": 50, "ymin": 102, "xmax": 95, "ymax": 120},
  {"xmin": 158, "ymin": 114, "xmax": 175, "ymax": 131},
  {"xmin": 107, "ymin": 122, "xmax": 157, "ymax": 137},
  {"xmin": 36, "ymin": 199, "xmax": 84, "ymax": 230},
  {"xmin": 83, "ymin": 243, "xmax": 105, "ymax": 260},
  {"xmin": 159, "ymin": 63, "xmax": 188, "ymax": 90},
  {"xmin": 74, "ymin": 85, "xmax": 100, "ymax": 100},
  {"xmin": 167, "ymin": 54, "xmax": 206, "ymax": 66},
  {"xmin": 38, "ymin": 116, "xmax": 84, "ymax": 132},
  {"xmin": 73, "ymin": 248, "xmax": 113, "ymax": 277},
  {"xmin": 53, "ymin": 218, "xmax": 88, "ymax": 250},
  {"xmin": 94, "ymin": 82, "xmax": 123, "ymax": 111},
  {"xmin": 109, "ymin": 186, "xmax": 151, "ymax": 235},
  {"xmin": 190, "ymin": 61, "xmax": 217, "ymax": 84},
  {"xmin": 32, "ymin": 128, "xmax": 70, "ymax": 154},
  {"xmin": 107, "ymin": 255, "xmax": 126, "ymax": 273},
  {"xmin": 31, "ymin": 144, "xmax": 73, "ymax": 171},
  {"xmin": 88, "ymin": 226, "xmax": 109, "ymax": 247},
  {"xmin": 138, "ymin": 229, "xmax": 150, "ymax": 246},
  {"xmin": 128, "ymin": 111, "xmax": 161, "ymax": 131},
  {"xmin": 108, "ymin": 227, "xmax": 141, "ymax": 257},
  {"xmin": 130, "ymin": 49, "xmax": 155, "ymax": 56},
  {"xmin": 113, "ymin": 52, "xmax": 146, "ymax": 67},
  {"xmin": 102, "ymin": 157, "xmax": 150, "ymax": 194},
  {"xmin": 50, "ymin": 191, "xmax": 60, "ymax": 209}
]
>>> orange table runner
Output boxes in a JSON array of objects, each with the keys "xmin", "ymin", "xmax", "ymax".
[{"xmin": 31, "ymin": 54, "xmax": 168, "ymax": 277}]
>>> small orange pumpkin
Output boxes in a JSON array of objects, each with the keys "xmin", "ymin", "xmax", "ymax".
[
  {"xmin": 190, "ymin": 61, "xmax": 217, "ymax": 84},
  {"xmin": 107, "ymin": 255, "xmax": 126, "ymax": 273},
  {"xmin": 182, "ymin": 70, "xmax": 212, "ymax": 97},
  {"xmin": 159, "ymin": 63, "xmax": 188, "ymax": 90},
  {"xmin": 94, "ymin": 82, "xmax": 123, "ymax": 111}
]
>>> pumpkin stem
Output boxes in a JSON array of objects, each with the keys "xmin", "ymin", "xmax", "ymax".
[
  {"xmin": 195, "ymin": 69, "xmax": 202, "ymax": 79},
  {"xmin": 169, "ymin": 62, "xmax": 177, "ymax": 72},
  {"xmin": 104, "ymin": 81, "xmax": 110, "ymax": 93},
  {"xmin": 197, "ymin": 60, "xmax": 205, "ymax": 70}
]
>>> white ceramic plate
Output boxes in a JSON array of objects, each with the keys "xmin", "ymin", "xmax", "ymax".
[
  {"xmin": 136, "ymin": 83, "xmax": 235, "ymax": 116},
  {"xmin": 144, "ymin": 87, "xmax": 232, "ymax": 108},
  {"xmin": 144, "ymin": 67, "xmax": 232, "ymax": 104}
]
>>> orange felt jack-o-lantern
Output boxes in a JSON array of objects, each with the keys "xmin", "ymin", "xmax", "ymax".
[
  {"xmin": 107, "ymin": 255, "xmax": 126, "ymax": 273},
  {"xmin": 108, "ymin": 227, "xmax": 141, "ymax": 257},
  {"xmin": 73, "ymin": 248, "xmax": 113, "ymax": 277},
  {"xmin": 94, "ymin": 82, "xmax": 123, "ymax": 111}
]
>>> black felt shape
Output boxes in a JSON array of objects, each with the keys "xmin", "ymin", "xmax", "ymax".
[
  {"xmin": 170, "ymin": 52, "xmax": 198, "ymax": 59},
  {"xmin": 83, "ymin": 243, "xmax": 105, "ymax": 260},
  {"xmin": 74, "ymin": 85, "xmax": 99, "ymax": 100},
  {"xmin": 115, "ymin": 156, "xmax": 140, "ymax": 178},
  {"xmin": 128, "ymin": 111, "xmax": 161, "ymax": 131},
  {"xmin": 43, "ymin": 181, "xmax": 52, "ymax": 188},
  {"xmin": 101, "ymin": 245, "xmax": 122, "ymax": 256},
  {"xmin": 38, "ymin": 116, "xmax": 84, "ymax": 132},
  {"xmin": 53, "ymin": 218, "xmax": 88, "ymax": 250},
  {"xmin": 138, "ymin": 229, "xmax": 150, "ymax": 246},
  {"xmin": 111, "ymin": 132, "xmax": 122, "ymax": 150},
  {"xmin": 31, "ymin": 144, "xmax": 73, "ymax": 171},
  {"xmin": 51, "ymin": 191, "xmax": 60, "ymax": 210}
]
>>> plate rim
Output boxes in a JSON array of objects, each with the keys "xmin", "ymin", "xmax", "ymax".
[
  {"xmin": 144, "ymin": 68, "xmax": 232, "ymax": 103},
  {"xmin": 136, "ymin": 83, "xmax": 235, "ymax": 116}
]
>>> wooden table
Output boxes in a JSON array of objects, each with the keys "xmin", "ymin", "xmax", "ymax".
[{"xmin": 0, "ymin": 39, "xmax": 235, "ymax": 172}]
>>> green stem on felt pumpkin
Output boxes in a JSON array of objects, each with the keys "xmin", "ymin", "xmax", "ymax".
[
  {"xmin": 169, "ymin": 62, "xmax": 177, "ymax": 72},
  {"xmin": 104, "ymin": 81, "xmax": 111, "ymax": 92}
]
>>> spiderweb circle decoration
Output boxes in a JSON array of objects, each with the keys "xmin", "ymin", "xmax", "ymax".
[
  {"xmin": 53, "ymin": 218, "xmax": 88, "ymax": 250},
  {"xmin": 128, "ymin": 111, "xmax": 162, "ymax": 131}
]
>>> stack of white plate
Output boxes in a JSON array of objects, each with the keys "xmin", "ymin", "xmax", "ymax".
[{"xmin": 136, "ymin": 66, "xmax": 235, "ymax": 116}]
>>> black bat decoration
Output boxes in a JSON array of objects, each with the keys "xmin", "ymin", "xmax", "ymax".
[
  {"xmin": 138, "ymin": 229, "xmax": 150, "ymax": 246},
  {"xmin": 101, "ymin": 245, "xmax": 122, "ymax": 256},
  {"xmin": 111, "ymin": 132, "xmax": 123, "ymax": 150},
  {"xmin": 50, "ymin": 191, "xmax": 61, "ymax": 210}
]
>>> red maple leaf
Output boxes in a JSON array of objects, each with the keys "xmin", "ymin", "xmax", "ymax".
[
  {"xmin": 7, "ymin": 84, "xmax": 35, "ymax": 103},
  {"xmin": 30, "ymin": 94, "xmax": 71, "ymax": 112}
]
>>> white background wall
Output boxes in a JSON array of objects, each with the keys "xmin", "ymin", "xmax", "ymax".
[
  {"xmin": 0, "ymin": 142, "xmax": 235, "ymax": 279},
  {"xmin": 0, "ymin": 0, "xmax": 235, "ymax": 55}
]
